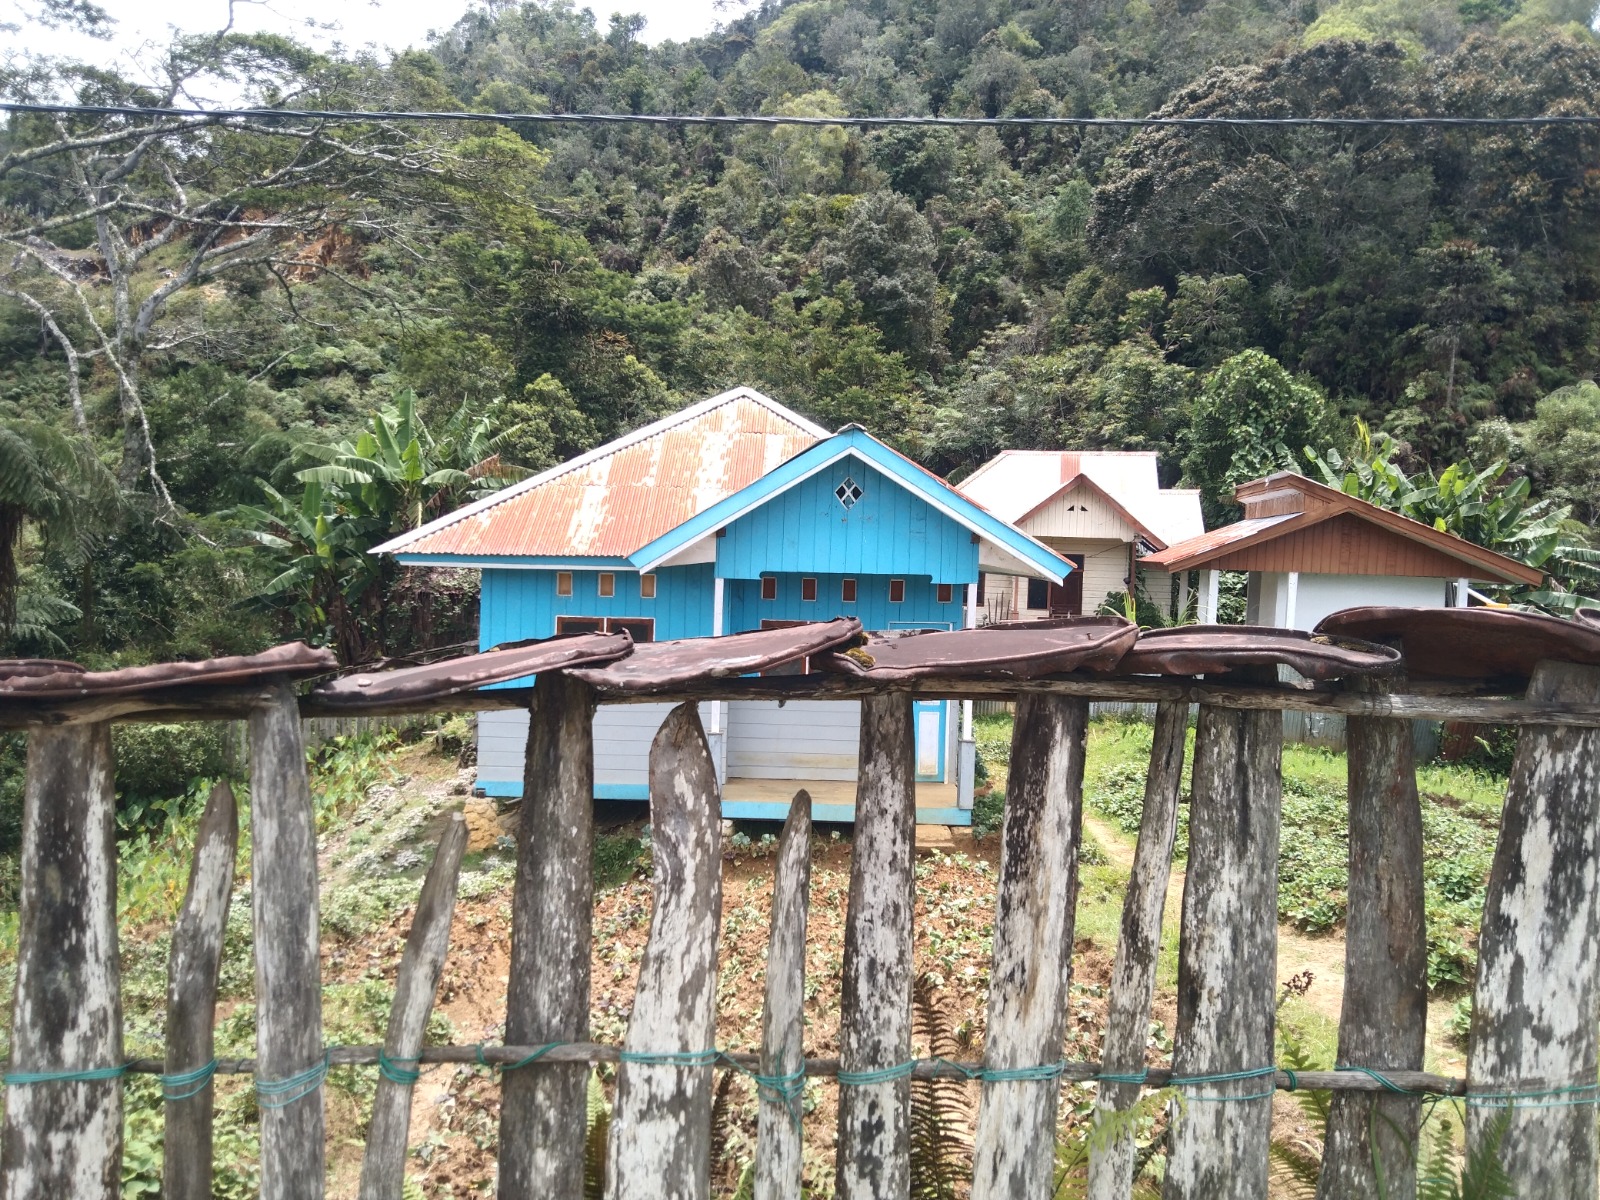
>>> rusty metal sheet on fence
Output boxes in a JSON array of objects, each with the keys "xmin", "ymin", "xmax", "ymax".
[
  {"xmin": 1114, "ymin": 625, "xmax": 1401, "ymax": 680},
  {"xmin": 312, "ymin": 632, "xmax": 632, "ymax": 706},
  {"xmin": 570, "ymin": 618, "xmax": 864, "ymax": 692},
  {"xmin": 817, "ymin": 617, "xmax": 1139, "ymax": 681},
  {"xmin": 1315, "ymin": 606, "xmax": 1600, "ymax": 683},
  {"xmin": 0, "ymin": 642, "xmax": 337, "ymax": 699}
]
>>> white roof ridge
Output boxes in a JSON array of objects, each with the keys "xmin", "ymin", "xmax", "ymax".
[{"xmin": 373, "ymin": 386, "xmax": 827, "ymax": 555}]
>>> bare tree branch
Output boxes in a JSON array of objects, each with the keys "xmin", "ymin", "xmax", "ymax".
[{"xmin": 0, "ymin": 282, "xmax": 88, "ymax": 431}]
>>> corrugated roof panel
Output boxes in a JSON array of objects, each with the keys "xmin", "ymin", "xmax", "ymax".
[
  {"xmin": 1141, "ymin": 514, "xmax": 1300, "ymax": 568},
  {"xmin": 391, "ymin": 392, "xmax": 822, "ymax": 559}
]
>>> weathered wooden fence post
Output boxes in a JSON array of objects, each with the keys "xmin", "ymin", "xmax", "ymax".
[
  {"xmin": 755, "ymin": 790, "xmax": 813, "ymax": 1200},
  {"xmin": 0, "ymin": 722, "xmax": 122, "ymax": 1200},
  {"xmin": 1163, "ymin": 673, "xmax": 1282, "ymax": 1200},
  {"xmin": 499, "ymin": 672, "xmax": 598, "ymax": 1200},
  {"xmin": 1088, "ymin": 699, "xmax": 1188, "ymax": 1200},
  {"xmin": 249, "ymin": 681, "xmax": 326, "ymax": 1200},
  {"xmin": 359, "ymin": 812, "xmax": 469, "ymax": 1200},
  {"xmin": 164, "ymin": 778, "xmax": 239, "ymax": 1200},
  {"xmin": 606, "ymin": 702, "xmax": 724, "ymax": 1200},
  {"xmin": 836, "ymin": 691, "xmax": 916, "ymax": 1200},
  {"xmin": 971, "ymin": 693, "xmax": 1089, "ymax": 1199},
  {"xmin": 1467, "ymin": 659, "xmax": 1600, "ymax": 1198},
  {"xmin": 1319, "ymin": 671, "xmax": 1425, "ymax": 1200}
]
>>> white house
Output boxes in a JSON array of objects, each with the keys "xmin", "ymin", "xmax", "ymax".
[
  {"xmin": 957, "ymin": 450, "xmax": 1204, "ymax": 622},
  {"xmin": 1141, "ymin": 471, "xmax": 1544, "ymax": 629}
]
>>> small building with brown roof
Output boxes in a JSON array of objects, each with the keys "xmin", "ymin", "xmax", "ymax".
[{"xmin": 1141, "ymin": 472, "xmax": 1544, "ymax": 630}]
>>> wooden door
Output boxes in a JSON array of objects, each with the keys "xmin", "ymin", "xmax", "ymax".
[{"xmin": 1048, "ymin": 555, "xmax": 1086, "ymax": 616}]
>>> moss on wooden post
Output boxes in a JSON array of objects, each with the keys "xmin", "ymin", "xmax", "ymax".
[
  {"xmin": 972, "ymin": 693, "xmax": 1089, "ymax": 1199},
  {"xmin": 1467, "ymin": 660, "xmax": 1600, "ymax": 1198},
  {"xmin": 0, "ymin": 722, "xmax": 122, "ymax": 1200}
]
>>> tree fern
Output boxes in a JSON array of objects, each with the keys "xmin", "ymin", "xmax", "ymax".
[
  {"xmin": 1269, "ymin": 985, "xmax": 1329, "ymax": 1198},
  {"xmin": 0, "ymin": 420, "xmax": 120, "ymax": 633},
  {"xmin": 910, "ymin": 973, "xmax": 975, "ymax": 1199},
  {"xmin": 1053, "ymin": 1095, "xmax": 1168, "ymax": 1198},
  {"xmin": 1419, "ymin": 1110, "xmax": 1516, "ymax": 1200},
  {"xmin": 583, "ymin": 1070, "xmax": 610, "ymax": 1200}
]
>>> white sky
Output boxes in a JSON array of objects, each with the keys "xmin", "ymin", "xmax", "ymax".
[{"xmin": 10, "ymin": 0, "xmax": 736, "ymax": 82}]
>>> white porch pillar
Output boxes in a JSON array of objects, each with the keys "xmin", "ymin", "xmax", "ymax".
[
  {"xmin": 1176, "ymin": 571, "xmax": 1190, "ymax": 622},
  {"xmin": 1197, "ymin": 569, "xmax": 1220, "ymax": 624},
  {"xmin": 709, "ymin": 576, "xmax": 727, "ymax": 785},
  {"xmin": 1284, "ymin": 571, "xmax": 1300, "ymax": 631},
  {"xmin": 958, "ymin": 583, "xmax": 978, "ymax": 812},
  {"xmin": 1456, "ymin": 577, "xmax": 1472, "ymax": 608}
]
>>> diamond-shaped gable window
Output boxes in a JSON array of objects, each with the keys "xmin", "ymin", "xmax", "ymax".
[{"xmin": 835, "ymin": 477, "xmax": 863, "ymax": 510}]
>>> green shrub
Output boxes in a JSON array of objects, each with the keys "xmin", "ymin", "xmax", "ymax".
[
  {"xmin": 1448, "ymin": 995, "xmax": 1474, "ymax": 1045},
  {"xmin": 971, "ymin": 789, "xmax": 1005, "ymax": 838},
  {"xmin": 113, "ymin": 722, "xmax": 231, "ymax": 834},
  {"xmin": 594, "ymin": 833, "xmax": 648, "ymax": 889}
]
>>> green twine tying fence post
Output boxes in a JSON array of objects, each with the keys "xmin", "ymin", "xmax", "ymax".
[
  {"xmin": 161, "ymin": 1059, "xmax": 219, "ymax": 1101},
  {"xmin": 2, "ymin": 1063, "xmax": 130, "ymax": 1087},
  {"xmin": 254, "ymin": 1053, "xmax": 329, "ymax": 1109},
  {"xmin": 472, "ymin": 1042, "xmax": 564, "ymax": 1073},
  {"xmin": 1166, "ymin": 1065, "xmax": 1278, "ymax": 1102},
  {"xmin": 835, "ymin": 1060, "xmax": 919, "ymax": 1087},
  {"xmin": 377, "ymin": 1051, "xmax": 422, "ymax": 1087},
  {"xmin": 712, "ymin": 1051, "xmax": 807, "ymax": 1133}
]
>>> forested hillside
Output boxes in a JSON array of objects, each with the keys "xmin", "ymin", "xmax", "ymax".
[{"xmin": 3, "ymin": 0, "xmax": 1600, "ymax": 689}]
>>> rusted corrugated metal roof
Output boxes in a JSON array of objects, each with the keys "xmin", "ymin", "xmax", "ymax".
[
  {"xmin": 819, "ymin": 617, "xmax": 1139, "ymax": 680},
  {"xmin": 570, "ymin": 619, "xmax": 862, "ymax": 692},
  {"xmin": 312, "ymin": 633, "xmax": 631, "ymax": 706},
  {"xmin": 0, "ymin": 643, "xmax": 335, "ymax": 699},
  {"xmin": 1114, "ymin": 626, "xmax": 1400, "ymax": 680},
  {"xmin": 0, "ymin": 659, "xmax": 84, "ymax": 680},
  {"xmin": 375, "ymin": 389, "xmax": 827, "ymax": 560},
  {"xmin": 1315, "ymin": 606, "xmax": 1600, "ymax": 683}
]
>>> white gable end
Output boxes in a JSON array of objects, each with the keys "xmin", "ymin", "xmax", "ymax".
[{"xmin": 1020, "ymin": 489, "xmax": 1142, "ymax": 541}]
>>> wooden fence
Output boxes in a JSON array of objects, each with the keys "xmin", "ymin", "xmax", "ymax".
[{"xmin": 1, "ymin": 632, "xmax": 1599, "ymax": 1199}]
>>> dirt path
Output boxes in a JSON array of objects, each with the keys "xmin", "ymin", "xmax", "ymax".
[{"xmin": 1082, "ymin": 812, "xmax": 1347, "ymax": 1024}]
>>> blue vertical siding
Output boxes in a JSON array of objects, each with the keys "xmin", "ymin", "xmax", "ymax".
[
  {"xmin": 479, "ymin": 564, "xmax": 715, "ymax": 687},
  {"xmin": 480, "ymin": 563, "xmax": 715, "ymax": 649},
  {"xmin": 727, "ymin": 573, "xmax": 965, "ymax": 634},
  {"xmin": 716, "ymin": 454, "xmax": 979, "ymax": 583}
]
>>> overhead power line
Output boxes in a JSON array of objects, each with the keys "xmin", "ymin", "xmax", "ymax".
[{"xmin": 3, "ymin": 100, "xmax": 1599, "ymax": 128}]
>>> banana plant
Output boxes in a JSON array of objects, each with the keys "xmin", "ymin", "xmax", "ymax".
[{"xmin": 293, "ymin": 390, "xmax": 525, "ymax": 534}]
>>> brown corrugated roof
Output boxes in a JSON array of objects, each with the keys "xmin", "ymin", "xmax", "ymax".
[
  {"xmin": 1113, "ymin": 625, "xmax": 1400, "ymax": 680},
  {"xmin": 0, "ymin": 642, "xmax": 335, "ymax": 699},
  {"xmin": 374, "ymin": 388, "xmax": 827, "ymax": 560},
  {"xmin": 570, "ymin": 619, "xmax": 863, "ymax": 692},
  {"xmin": 1143, "ymin": 473, "xmax": 1544, "ymax": 586},
  {"xmin": 311, "ymin": 633, "xmax": 631, "ymax": 706},
  {"xmin": 1315, "ymin": 606, "xmax": 1600, "ymax": 683},
  {"xmin": 818, "ymin": 617, "xmax": 1139, "ymax": 680}
]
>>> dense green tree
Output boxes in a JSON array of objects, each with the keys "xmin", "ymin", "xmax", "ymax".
[
  {"xmin": 1185, "ymin": 350, "xmax": 1334, "ymax": 521},
  {"xmin": 818, "ymin": 191, "xmax": 944, "ymax": 365},
  {"xmin": 1511, "ymin": 382, "xmax": 1600, "ymax": 528}
]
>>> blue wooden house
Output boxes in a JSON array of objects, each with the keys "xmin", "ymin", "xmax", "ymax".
[{"xmin": 376, "ymin": 387, "xmax": 1073, "ymax": 824}]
